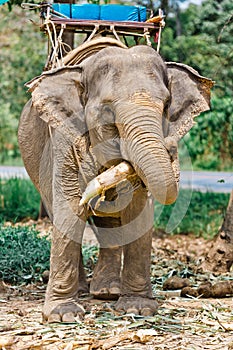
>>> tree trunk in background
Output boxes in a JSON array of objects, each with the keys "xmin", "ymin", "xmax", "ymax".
[
  {"xmin": 175, "ymin": 4, "xmax": 182, "ymax": 36},
  {"xmin": 201, "ymin": 190, "xmax": 233, "ymax": 273},
  {"xmin": 160, "ymin": 0, "xmax": 169, "ymax": 15}
]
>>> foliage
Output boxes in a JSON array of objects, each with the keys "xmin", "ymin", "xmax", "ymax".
[
  {"xmin": 0, "ymin": 103, "xmax": 18, "ymax": 162},
  {"xmin": 6, "ymin": 0, "xmax": 110, "ymax": 9},
  {"xmin": 154, "ymin": 189, "xmax": 229, "ymax": 238},
  {"xmin": 0, "ymin": 224, "xmax": 50, "ymax": 283},
  {"xmin": 159, "ymin": 0, "xmax": 233, "ymax": 170},
  {"xmin": 0, "ymin": 224, "xmax": 99, "ymax": 285},
  {"xmin": 0, "ymin": 223, "xmax": 99, "ymax": 285},
  {"xmin": 184, "ymin": 95, "xmax": 233, "ymax": 170},
  {"xmin": 0, "ymin": 178, "xmax": 40, "ymax": 222},
  {"xmin": 82, "ymin": 244, "xmax": 99, "ymax": 267},
  {"xmin": 87, "ymin": 0, "xmax": 110, "ymax": 4},
  {"xmin": 161, "ymin": 0, "xmax": 233, "ymax": 95},
  {"xmin": 0, "ymin": 6, "xmax": 46, "ymax": 163},
  {"xmin": 82, "ymin": 244, "xmax": 99, "ymax": 278}
]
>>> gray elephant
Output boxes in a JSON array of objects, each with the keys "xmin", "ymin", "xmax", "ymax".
[{"xmin": 18, "ymin": 38, "xmax": 213, "ymax": 322}]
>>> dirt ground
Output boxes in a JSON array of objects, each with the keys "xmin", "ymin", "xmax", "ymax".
[{"xmin": 1, "ymin": 221, "xmax": 233, "ymax": 350}]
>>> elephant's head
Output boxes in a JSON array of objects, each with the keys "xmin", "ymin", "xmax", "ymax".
[{"xmin": 26, "ymin": 43, "xmax": 213, "ymax": 206}]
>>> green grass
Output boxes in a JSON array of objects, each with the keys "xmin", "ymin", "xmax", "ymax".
[
  {"xmin": 0, "ymin": 178, "xmax": 40, "ymax": 222},
  {"xmin": 0, "ymin": 157, "xmax": 24, "ymax": 166},
  {"xmin": 0, "ymin": 225, "xmax": 50, "ymax": 284},
  {"xmin": 154, "ymin": 190, "xmax": 229, "ymax": 239}
]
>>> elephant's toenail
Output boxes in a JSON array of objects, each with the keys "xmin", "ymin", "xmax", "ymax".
[
  {"xmin": 141, "ymin": 307, "xmax": 154, "ymax": 316},
  {"xmin": 62, "ymin": 312, "xmax": 76, "ymax": 323},
  {"xmin": 109, "ymin": 287, "xmax": 121, "ymax": 295},
  {"xmin": 47, "ymin": 313, "xmax": 61, "ymax": 323},
  {"xmin": 126, "ymin": 308, "xmax": 139, "ymax": 315}
]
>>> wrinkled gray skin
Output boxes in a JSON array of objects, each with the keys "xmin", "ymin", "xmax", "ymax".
[{"xmin": 18, "ymin": 45, "xmax": 212, "ymax": 322}]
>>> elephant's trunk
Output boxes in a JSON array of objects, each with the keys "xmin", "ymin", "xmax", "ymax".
[{"xmin": 116, "ymin": 101, "xmax": 179, "ymax": 205}]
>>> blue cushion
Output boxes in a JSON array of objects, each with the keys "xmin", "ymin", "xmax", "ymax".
[
  {"xmin": 52, "ymin": 4, "xmax": 147, "ymax": 22},
  {"xmin": 100, "ymin": 5, "xmax": 147, "ymax": 22},
  {"xmin": 52, "ymin": 4, "xmax": 100, "ymax": 20},
  {"xmin": 72, "ymin": 4, "xmax": 100, "ymax": 20}
]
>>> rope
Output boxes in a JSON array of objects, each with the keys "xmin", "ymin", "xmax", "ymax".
[
  {"xmin": 143, "ymin": 31, "xmax": 151, "ymax": 46},
  {"xmin": 86, "ymin": 25, "xmax": 100, "ymax": 42},
  {"xmin": 156, "ymin": 9, "xmax": 165, "ymax": 53},
  {"xmin": 110, "ymin": 25, "xmax": 121, "ymax": 42},
  {"xmin": 157, "ymin": 26, "xmax": 162, "ymax": 52},
  {"xmin": 44, "ymin": 19, "xmax": 66, "ymax": 69}
]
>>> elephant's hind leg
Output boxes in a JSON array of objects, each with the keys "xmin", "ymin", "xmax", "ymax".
[
  {"xmin": 90, "ymin": 216, "xmax": 122, "ymax": 300},
  {"xmin": 115, "ymin": 187, "xmax": 159, "ymax": 316}
]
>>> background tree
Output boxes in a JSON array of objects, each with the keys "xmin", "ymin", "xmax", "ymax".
[
  {"xmin": 160, "ymin": 0, "xmax": 233, "ymax": 171},
  {"xmin": 0, "ymin": 5, "xmax": 45, "ymax": 163}
]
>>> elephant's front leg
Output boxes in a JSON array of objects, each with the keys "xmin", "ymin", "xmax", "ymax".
[
  {"xmin": 115, "ymin": 188, "xmax": 158, "ymax": 316},
  {"xmin": 43, "ymin": 226, "xmax": 85, "ymax": 323}
]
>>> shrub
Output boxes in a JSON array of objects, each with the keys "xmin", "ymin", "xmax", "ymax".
[
  {"xmin": 0, "ymin": 225, "xmax": 50, "ymax": 284},
  {"xmin": 154, "ymin": 189, "xmax": 229, "ymax": 238},
  {"xmin": 0, "ymin": 178, "xmax": 40, "ymax": 222}
]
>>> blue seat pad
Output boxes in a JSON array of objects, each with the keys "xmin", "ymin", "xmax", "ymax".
[{"xmin": 52, "ymin": 4, "xmax": 147, "ymax": 22}]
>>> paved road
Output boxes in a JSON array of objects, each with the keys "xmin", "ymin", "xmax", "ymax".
[
  {"xmin": 0, "ymin": 166, "xmax": 232, "ymax": 193},
  {"xmin": 0, "ymin": 166, "xmax": 29, "ymax": 179},
  {"xmin": 180, "ymin": 170, "xmax": 232, "ymax": 193}
]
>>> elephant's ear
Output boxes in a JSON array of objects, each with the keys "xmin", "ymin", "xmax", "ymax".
[
  {"xmin": 166, "ymin": 62, "xmax": 214, "ymax": 141},
  {"xmin": 25, "ymin": 66, "xmax": 84, "ymax": 129}
]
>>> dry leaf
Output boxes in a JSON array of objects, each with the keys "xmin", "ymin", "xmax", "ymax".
[
  {"xmin": 91, "ymin": 332, "xmax": 130, "ymax": 350},
  {"xmin": 55, "ymin": 329, "xmax": 66, "ymax": 339},
  {"xmin": 0, "ymin": 336, "xmax": 17, "ymax": 347},
  {"xmin": 63, "ymin": 342, "xmax": 74, "ymax": 350},
  {"xmin": 132, "ymin": 329, "xmax": 157, "ymax": 343}
]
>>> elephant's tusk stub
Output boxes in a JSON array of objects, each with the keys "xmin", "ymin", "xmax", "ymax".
[{"xmin": 80, "ymin": 161, "xmax": 135, "ymax": 206}]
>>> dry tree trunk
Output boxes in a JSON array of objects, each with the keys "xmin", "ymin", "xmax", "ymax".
[{"xmin": 201, "ymin": 190, "xmax": 233, "ymax": 273}]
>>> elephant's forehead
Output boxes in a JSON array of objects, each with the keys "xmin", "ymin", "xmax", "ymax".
[
  {"xmin": 129, "ymin": 44, "xmax": 157, "ymax": 56},
  {"xmin": 85, "ymin": 45, "xmax": 159, "ymax": 68}
]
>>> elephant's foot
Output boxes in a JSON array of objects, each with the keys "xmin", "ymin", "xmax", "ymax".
[
  {"xmin": 43, "ymin": 297, "xmax": 85, "ymax": 323},
  {"xmin": 90, "ymin": 277, "xmax": 121, "ymax": 300},
  {"xmin": 115, "ymin": 295, "xmax": 158, "ymax": 316},
  {"xmin": 90, "ymin": 247, "xmax": 122, "ymax": 300}
]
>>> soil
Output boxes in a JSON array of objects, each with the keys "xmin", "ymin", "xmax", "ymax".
[{"xmin": 1, "ymin": 220, "xmax": 233, "ymax": 350}]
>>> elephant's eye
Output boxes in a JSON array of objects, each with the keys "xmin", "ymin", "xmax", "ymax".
[{"xmin": 101, "ymin": 104, "xmax": 115, "ymax": 124}]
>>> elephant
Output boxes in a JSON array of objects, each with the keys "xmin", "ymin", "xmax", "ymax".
[{"xmin": 18, "ymin": 38, "xmax": 213, "ymax": 323}]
